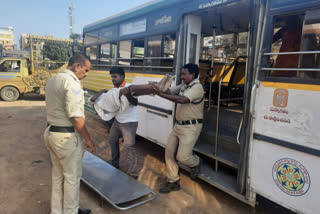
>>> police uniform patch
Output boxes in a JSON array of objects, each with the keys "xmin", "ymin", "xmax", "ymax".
[{"xmin": 272, "ymin": 158, "xmax": 310, "ymax": 196}]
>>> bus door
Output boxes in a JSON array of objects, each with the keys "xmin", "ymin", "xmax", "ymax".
[
  {"xmin": 179, "ymin": 1, "xmax": 254, "ymax": 204},
  {"xmin": 249, "ymin": 1, "xmax": 320, "ymax": 213}
]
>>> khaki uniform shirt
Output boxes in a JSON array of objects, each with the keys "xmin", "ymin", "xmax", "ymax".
[
  {"xmin": 169, "ymin": 79, "xmax": 204, "ymax": 121},
  {"xmin": 45, "ymin": 69, "xmax": 85, "ymax": 127}
]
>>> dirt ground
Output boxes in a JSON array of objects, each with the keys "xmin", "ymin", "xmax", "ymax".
[{"xmin": 0, "ymin": 94, "xmax": 294, "ymax": 214}]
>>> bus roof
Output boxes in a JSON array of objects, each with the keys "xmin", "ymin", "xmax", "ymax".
[
  {"xmin": 83, "ymin": 0, "xmax": 246, "ymax": 34},
  {"xmin": 84, "ymin": 0, "xmax": 186, "ymax": 33}
]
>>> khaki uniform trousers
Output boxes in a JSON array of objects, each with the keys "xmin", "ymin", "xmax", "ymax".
[
  {"xmin": 44, "ymin": 126, "xmax": 84, "ymax": 214},
  {"xmin": 165, "ymin": 123, "xmax": 202, "ymax": 183}
]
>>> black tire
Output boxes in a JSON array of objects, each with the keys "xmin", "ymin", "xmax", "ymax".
[{"xmin": 1, "ymin": 86, "xmax": 20, "ymax": 102}]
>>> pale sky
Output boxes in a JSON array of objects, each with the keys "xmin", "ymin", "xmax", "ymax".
[{"xmin": 0, "ymin": 0, "xmax": 151, "ymax": 46}]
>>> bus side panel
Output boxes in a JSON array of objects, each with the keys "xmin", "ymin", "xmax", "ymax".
[
  {"xmin": 249, "ymin": 84, "xmax": 320, "ymax": 214},
  {"xmin": 253, "ymin": 84, "xmax": 320, "ymax": 149},
  {"xmin": 83, "ymin": 70, "xmax": 114, "ymax": 91},
  {"xmin": 250, "ymin": 139, "xmax": 319, "ymax": 214},
  {"xmin": 132, "ymin": 75, "xmax": 175, "ymax": 146}
]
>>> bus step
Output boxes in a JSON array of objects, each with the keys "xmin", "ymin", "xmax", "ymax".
[
  {"xmin": 194, "ymin": 139, "xmax": 240, "ymax": 169},
  {"xmin": 178, "ymin": 160, "xmax": 248, "ymax": 204}
]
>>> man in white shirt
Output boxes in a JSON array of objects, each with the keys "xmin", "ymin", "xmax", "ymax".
[{"xmin": 91, "ymin": 67, "xmax": 139, "ymax": 178}]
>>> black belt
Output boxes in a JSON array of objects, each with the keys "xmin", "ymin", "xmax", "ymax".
[
  {"xmin": 49, "ymin": 125, "xmax": 75, "ymax": 133},
  {"xmin": 176, "ymin": 119, "xmax": 203, "ymax": 125}
]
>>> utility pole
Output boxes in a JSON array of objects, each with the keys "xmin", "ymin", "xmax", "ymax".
[{"xmin": 69, "ymin": 2, "xmax": 73, "ymax": 38}]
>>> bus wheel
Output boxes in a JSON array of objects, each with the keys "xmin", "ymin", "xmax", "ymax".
[{"xmin": 1, "ymin": 86, "xmax": 20, "ymax": 102}]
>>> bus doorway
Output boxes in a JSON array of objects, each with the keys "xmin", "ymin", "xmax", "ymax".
[{"xmin": 178, "ymin": 0, "xmax": 253, "ymax": 203}]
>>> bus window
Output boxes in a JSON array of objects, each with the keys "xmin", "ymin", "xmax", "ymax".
[
  {"xmin": 162, "ymin": 34, "xmax": 176, "ymax": 72},
  {"xmin": 265, "ymin": 12, "xmax": 320, "ymax": 80},
  {"xmin": 163, "ymin": 34, "xmax": 175, "ymax": 58},
  {"xmin": 201, "ymin": 33, "xmax": 244, "ymax": 63},
  {"xmin": 270, "ymin": 15, "xmax": 303, "ymax": 77},
  {"xmin": 133, "ymin": 39, "xmax": 144, "ymax": 58},
  {"xmin": 85, "ymin": 46, "xmax": 98, "ymax": 64},
  {"xmin": 84, "ymin": 31, "xmax": 99, "ymax": 45},
  {"xmin": 132, "ymin": 38, "xmax": 144, "ymax": 71},
  {"xmin": 100, "ymin": 43, "xmax": 111, "ymax": 64},
  {"xmin": 189, "ymin": 34, "xmax": 197, "ymax": 64},
  {"xmin": 119, "ymin": 40, "xmax": 131, "ymax": 70},
  {"xmin": 237, "ymin": 32, "xmax": 248, "ymax": 56},
  {"xmin": 111, "ymin": 43, "xmax": 117, "ymax": 65},
  {"xmin": 216, "ymin": 34, "xmax": 237, "ymax": 61},
  {"xmin": 146, "ymin": 35, "xmax": 161, "ymax": 72},
  {"xmin": 299, "ymin": 9, "xmax": 320, "ymax": 79}
]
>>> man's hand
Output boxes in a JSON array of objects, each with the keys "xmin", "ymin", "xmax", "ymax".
[
  {"xmin": 152, "ymin": 84, "xmax": 161, "ymax": 95},
  {"xmin": 119, "ymin": 87, "xmax": 130, "ymax": 97},
  {"xmin": 100, "ymin": 89, "xmax": 108, "ymax": 93},
  {"xmin": 71, "ymin": 117, "xmax": 96, "ymax": 154},
  {"xmin": 85, "ymin": 139, "xmax": 96, "ymax": 154}
]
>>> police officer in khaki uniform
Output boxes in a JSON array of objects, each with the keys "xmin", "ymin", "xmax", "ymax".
[
  {"xmin": 44, "ymin": 54, "xmax": 95, "ymax": 214},
  {"xmin": 154, "ymin": 63, "xmax": 204, "ymax": 194}
]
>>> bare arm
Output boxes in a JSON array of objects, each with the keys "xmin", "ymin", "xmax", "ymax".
[
  {"xmin": 71, "ymin": 117, "xmax": 96, "ymax": 154},
  {"xmin": 156, "ymin": 90, "xmax": 190, "ymax": 104}
]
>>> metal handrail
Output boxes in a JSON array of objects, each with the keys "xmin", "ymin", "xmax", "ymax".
[
  {"xmin": 237, "ymin": 118, "xmax": 243, "ymax": 145},
  {"xmin": 214, "ymin": 56, "xmax": 246, "ymax": 168},
  {"xmin": 93, "ymin": 64, "xmax": 173, "ymax": 69},
  {"xmin": 219, "ymin": 97, "xmax": 243, "ymax": 102},
  {"xmin": 264, "ymin": 51, "xmax": 320, "ymax": 56},
  {"xmin": 117, "ymin": 57, "xmax": 173, "ymax": 60},
  {"xmin": 261, "ymin": 68, "xmax": 320, "ymax": 72},
  {"xmin": 208, "ymin": 26, "xmax": 217, "ymax": 111},
  {"xmin": 214, "ymin": 60, "xmax": 236, "ymax": 167},
  {"xmin": 249, "ymin": 82, "xmax": 259, "ymax": 117}
]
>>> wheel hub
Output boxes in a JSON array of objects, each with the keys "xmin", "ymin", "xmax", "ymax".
[{"xmin": 5, "ymin": 90, "xmax": 14, "ymax": 98}]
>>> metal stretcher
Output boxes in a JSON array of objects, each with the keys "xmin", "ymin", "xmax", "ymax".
[{"xmin": 81, "ymin": 151, "xmax": 156, "ymax": 210}]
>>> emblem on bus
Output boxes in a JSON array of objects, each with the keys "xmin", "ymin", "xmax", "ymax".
[
  {"xmin": 273, "ymin": 88, "xmax": 288, "ymax": 108},
  {"xmin": 272, "ymin": 158, "xmax": 310, "ymax": 196}
]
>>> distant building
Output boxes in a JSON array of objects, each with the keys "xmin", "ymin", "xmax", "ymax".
[
  {"xmin": 0, "ymin": 26, "xmax": 14, "ymax": 49},
  {"xmin": 20, "ymin": 33, "xmax": 82, "ymax": 60}
]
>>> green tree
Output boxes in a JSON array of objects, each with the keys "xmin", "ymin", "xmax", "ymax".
[
  {"xmin": 70, "ymin": 33, "xmax": 82, "ymax": 40},
  {"xmin": 42, "ymin": 41, "xmax": 72, "ymax": 61}
]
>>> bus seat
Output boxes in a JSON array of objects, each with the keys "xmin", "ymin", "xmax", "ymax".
[
  {"xmin": 160, "ymin": 59, "xmax": 174, "ymax": 67},
  {"xmin": 133, "ymin": 60, "xmax": 143, "ymax": 71},
  {"xmin": 160, "ymin": 59, "xmax": 174, "ymax": 72},
  {"xmin": 211, "ymin": 64, "xmax": 233, "ymax": 86},
  {"xmin": 199, "ymin": 60, "xmax": 211, "ymax": 84},
  {"xmin": 231, "ymin": 62, "xmax": 246, "ymax": 85}
]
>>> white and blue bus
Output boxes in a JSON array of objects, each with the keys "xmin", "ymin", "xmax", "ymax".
[{"xmin": 83, "ymin": 0, "xmax": 320, "ymax": 213}]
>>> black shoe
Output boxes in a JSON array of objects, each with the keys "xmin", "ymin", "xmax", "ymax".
[
  {"xmin": 159, "ymin": 181, "xmax": 180, "ymax": 194},
  {"xmin": 128, "ymin": 172, "xmax": 139, "ymax": 179},
  {"xmin": 112, "ymin": 163, "xmax": 119, "ymax": 169},
  {"xmin": 190, "ymin": 161, "xmax": 201, "ymax": 180},
  {"xmin": 78, "ymin": 208, "xmax": 91, "ymax": 214}
]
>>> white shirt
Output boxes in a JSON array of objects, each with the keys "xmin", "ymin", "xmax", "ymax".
[
  {"xmin": 45, "ymin": 69, "xmax": 84, "ymax": 126},
  {"xmin": 89, "ymin": 82, "xmax": 139, "ymax": 123},
  {"xmin": 115, "ymin": 82, "xmax": 139, "ymax": 123}
]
